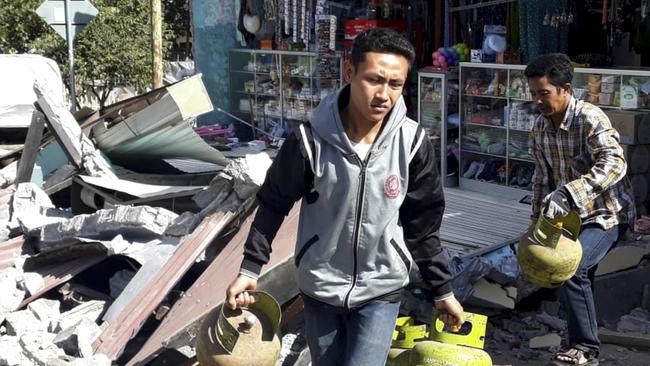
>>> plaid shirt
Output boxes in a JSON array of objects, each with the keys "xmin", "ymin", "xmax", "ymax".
[{"xmin": 529, "ymin": 96, "xmax": 636, "ymax": 229}]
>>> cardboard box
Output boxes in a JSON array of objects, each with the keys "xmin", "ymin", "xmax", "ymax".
[{"xmin": 604, "ymin": 110, "xmax": 650, "ymax": 145}]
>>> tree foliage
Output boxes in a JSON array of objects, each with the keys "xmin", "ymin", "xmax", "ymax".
[{"xmin": 0, "ymin": 0, "xmax": 187, "ymax": 108}]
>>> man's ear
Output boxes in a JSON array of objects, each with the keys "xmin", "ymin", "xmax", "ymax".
[
  {"xmin": 562, "ymin": 83, "xmax": 572, "ymax": 96},
  {"xmin": 343, "ymin": 60, "xmax": 355, "ymax": 83}
]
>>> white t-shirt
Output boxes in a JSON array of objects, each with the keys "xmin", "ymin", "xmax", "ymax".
[{"xmin": 351, "ymin": 141, "xmax": 372, "ymax": 160}]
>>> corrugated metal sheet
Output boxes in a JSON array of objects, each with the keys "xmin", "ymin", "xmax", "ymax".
[
  {"xmin": 125, "ymin": 203, "xmax": 300, "ymax": 366},
  {"xmin": 441, "ymin": 188, "xmax": 530, "ymax": 257},
  {"xmin": 92, "ymin": 74, "xmax": 228, "ymax": 166},
  {"xmin": 163, "ymin": 158, "xmax": 223, "ymax": 174}
]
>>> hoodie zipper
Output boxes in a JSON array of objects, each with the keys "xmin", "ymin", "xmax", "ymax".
[{"xmin": 344, "ymin": 152, "xmax": 370, "ymax": 309}]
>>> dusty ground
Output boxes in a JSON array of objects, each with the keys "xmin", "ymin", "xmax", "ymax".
[{"xmin": 491, "ymin": 343, "xmax": 650, "ymax": 365}]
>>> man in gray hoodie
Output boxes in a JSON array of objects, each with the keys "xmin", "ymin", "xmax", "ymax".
[{"xmin": 226, "ymin": 27, "xmax": 464, "ymax": 365}]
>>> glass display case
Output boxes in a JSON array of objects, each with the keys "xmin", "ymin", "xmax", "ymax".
[
  {"xmin": 229, "ymin": 49, "xmax": 343, "ymax": 139},
  {"xmin": 418, "ymin": 69, "xmax": 459, "ymax": 186},
  {"xmin": 458, "ymin": 62, "xmax": 650, "ymax": 199}
]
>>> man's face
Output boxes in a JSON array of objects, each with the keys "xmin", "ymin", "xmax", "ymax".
[
  {"xmin": 344, "ymin": 52, "xmax": 409, "ymax": 124},
  {"xmin": 528, "ymin": 76, "xmax": 571, "ymax": 117}
]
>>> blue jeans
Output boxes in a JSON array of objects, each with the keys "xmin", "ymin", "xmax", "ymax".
[
  {"xmin": 303, "ymin": 297, "xmax": 400, "ymax": 366},
  {"xmin": 559, "ymin": 223, "xmax": 627, "ymax": 355}
]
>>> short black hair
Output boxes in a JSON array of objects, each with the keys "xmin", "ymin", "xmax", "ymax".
[
  {"xmin": 349, "ymin": 27, "xmax": 415, "ymax": 69},
  {"xmin": 524, "ymin": 53, "xmax": 573, "ymax": 88}
]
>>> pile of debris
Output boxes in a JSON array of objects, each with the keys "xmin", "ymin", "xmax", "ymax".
[{"xmin": 0, "ymin": 54, "xmax": 287, "ymax": 365}]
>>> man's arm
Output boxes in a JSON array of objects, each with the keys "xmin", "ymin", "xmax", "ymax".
[
  {"xmin": 400, "ymin": 136, "xmax": 463, "ymax": 327},
  {"xmin": 240, "ymin": 133, "xmax": 311, "ymax": 277},
  {"xmin": 564, "ymin": 111, "xmax": 627, "ymax": 209},
  {"xmin": 399, "ymin": 136, "xmax": 451, "ymax": 300},
  {"xmin": 227, "ymin": 133, "xmax": 311, "ymax": 309}
]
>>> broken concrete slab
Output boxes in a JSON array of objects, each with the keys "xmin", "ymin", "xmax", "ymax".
[
  {"xmin": 468, "ymin": 278, "xmax": 516, "ymax": 309},
  {"xmin": 18, "ymin": 271, "xmax": 45, "ymax": 296},
  {"xmin": 57, "ymin": 300, "xmax": 106, "ymax": 333},
  {"xmin": 37, "ymin": 206, "xmax": 178, "ymax": 253},
  {"xmin": 19, "ymin": 331, "xmax": 66, "ymax": 366},
  {"xmin": 596, "ymin": 246, "xmax": 650, "ymax": 276},
  {"xmin": 0, "ymin": 335, "xmax": 30, "ymax": 365},
  {"xmin": 28, "ymin": 298, "xmax": 61, "ymax": 333},
  {"xmin": 53, "ymin": 318, "xmax": 101, "ymax": 358},
  {"xmin": 0, "ymin": 267, "xmax": 26, "ymax": 322},
  {"xmin": 10, "ymin": 182, "xmax": 71, "ymax": 234},
  {"xmin": 529, "ymin": 333, "xmax": 562, "ymax": 349},
  {"xmin": 536, "ymin": 312, "xmax": 567, "ymax": 331},
  {"xmin": 5, "ymin": 309, "xmax": 46, "ymax": 336},
  {"xmin": 223, "ymin": 153, "xmax": 272, "ymax": 200},
  {"xmin": 600, "ymin": 328, "xmax": 650, "ymax": 348},
  {"xmin": 35, "ymin": 81, "xmax": 116, "ymax": 179}
]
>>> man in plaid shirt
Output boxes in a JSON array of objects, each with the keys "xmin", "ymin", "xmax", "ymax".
[{"xmin": 525, "ymin": 54, "xmax": 636, "ymax": 366}]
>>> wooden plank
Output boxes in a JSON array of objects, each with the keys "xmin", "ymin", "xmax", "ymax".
[
  {"xmin": 15, "ymin": 110, "xmax": 45, "ymax": 183},
  {"xmin": 93, "ymin": 197, "xmax": 253, "ymax": 360}
]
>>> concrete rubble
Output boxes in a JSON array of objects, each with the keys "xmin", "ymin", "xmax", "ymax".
[{"xmin": 0, "ymin": 59, "xmax": 283, "ymax": 365}]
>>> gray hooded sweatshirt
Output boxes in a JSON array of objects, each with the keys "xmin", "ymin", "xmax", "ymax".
[{"xmin": 240, "ymin": 85, "xmax": 452, "ymax": 308}]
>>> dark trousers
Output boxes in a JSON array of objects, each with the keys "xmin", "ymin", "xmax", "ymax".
[
  {"xmin": 303, "ymin": 298, "xmax": 400, "ymax": 366},
  {"xmin": 559, "ymin": 223, "xmax": 627, "ymax": 354}
]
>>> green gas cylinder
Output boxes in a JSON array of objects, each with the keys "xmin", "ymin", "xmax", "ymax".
[
  {"xmin": 517, "ymin": 211, "xmax": 583, "ymax": 288},
  {"xmin": 386, "ymin": 312, "xmax": 492, "ymax": 366}
]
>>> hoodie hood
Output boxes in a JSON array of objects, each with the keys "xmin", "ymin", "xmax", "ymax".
[{"xmin": 308, "ymin": 84, "xmax": 408, "ymax": 156}]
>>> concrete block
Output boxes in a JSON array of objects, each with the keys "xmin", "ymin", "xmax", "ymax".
[
  {"xmin": 53, "ymin": 318, "xmax": 101, "ymax": 357},
  {"xmin": 0, "ymin": 267, "xmax": 25, "ymax": 321},
  {"xmin": 536, "ymin": 312, "xmax": 567, "ymax": 331},
  {"xmin": 28, "ymin": 298, "xmax": 61, "ymax": 333},
  {"xmin": 18, "ymin": 271, "xmax": 45, "ymax": 296},
  {"xmin": 67, "ymin": 354, "xmax": 111, "ymax": 366},
  {"xmin": 37, "ymin": 206, "xmax": 178, "ymax": 252},
  {"xmin": 468, "ymin": 278, "xmax": 515, "ymax": 309},
  {"xmin": 596, "ymin": 246, "xmax": 650, "ymax": 276},
  {"xmin": 10, "ymin": 182, "xmax": 66, "ymax": 234},
  {"xmin": 0, "ymin": 335, "xmax": 30, "ymax": 365},
  {"xmin": 5, "ymin": 309, "xmax": 47, "ymax": 336},
  {"xmin": 529, "ymin": 333, "xmax": 562, "ymax": 349},
  {"xmin": 19, "ymin": 331, "xmax": 66, "ymax": 366},
  {"xmin": 57, "ymin": 300, "xmax": 106, "ymax": 333}
]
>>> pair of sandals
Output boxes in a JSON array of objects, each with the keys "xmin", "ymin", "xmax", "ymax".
[{"xmin": 548, "ymin": 347, "xmax": 599, "ymax": 365}]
